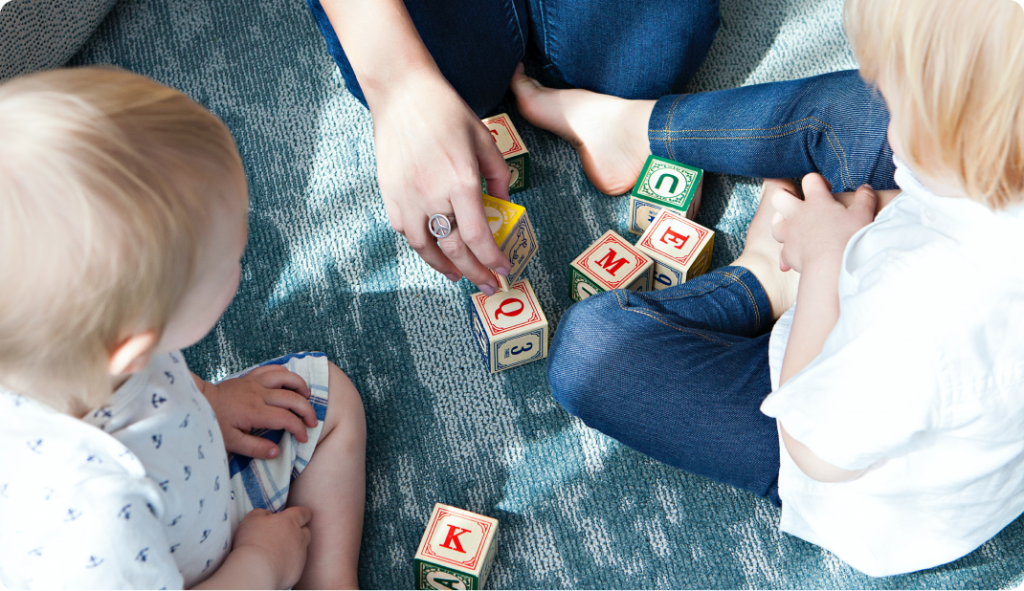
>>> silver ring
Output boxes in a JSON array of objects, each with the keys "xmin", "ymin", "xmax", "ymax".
[{"xmin": 428, "ymin": 214, "xmax": 457, "ymax": 239}]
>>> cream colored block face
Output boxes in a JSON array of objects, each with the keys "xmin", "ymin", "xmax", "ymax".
[
  {"xmin": 482, "ymin": 113, "xmax": 531, "ymax": 194},
  {"xmin": 469, "ymin": 279, "xmax": 549, "ymax": 373},
  {"xmin": 636, "ymin": 209, "xmax": 715, "ymax": 288},
  {"xmin": 482, "ymin": 193, "xmax": 537, "ymax": 287},
  {"xmin": 570, "ymin": 230, "xmax": 653, "ymax": 291},
  {"xmin": 414, "ymin": 504, "xmax": 500, "ymax": 590}
]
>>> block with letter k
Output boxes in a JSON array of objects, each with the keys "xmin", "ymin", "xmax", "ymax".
[{"xmin": 414, "ymin": 504, "xmax": 499, "ymax": 590}]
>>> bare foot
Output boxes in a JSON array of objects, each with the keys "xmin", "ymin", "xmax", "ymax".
[
  {"xmin": 733, "ymin": 179, "xmax": 801, "ymax": 320},
  {"xmin": 510, "ymin": 64, "xmax": 655, "ymax": 196}
]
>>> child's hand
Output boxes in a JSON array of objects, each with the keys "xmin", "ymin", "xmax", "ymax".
[
  {"xmin": 232, "ymin": 506, "xmax": 313, "ymax": 589},
  {"xmin": 196, "ymin": 365, "xmax": 317, "ymax": 459},
  {"xmin": 771, "ymin": 174, "xmax": 878, "ymax": 273}
]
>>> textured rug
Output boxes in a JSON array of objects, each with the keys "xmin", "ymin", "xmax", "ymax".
[{"xmin": 64, "ymin": 0, "xmax": 1024, "ymax": 588}]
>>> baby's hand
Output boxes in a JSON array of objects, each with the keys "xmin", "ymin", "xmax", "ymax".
[
  {"xmin": 197, "ymin": 365, "xmax": 317, "ymax": 459},
  {"xmin": 232, "ymin": 507, "xmax": 312, "ymax": 590},
  {"xmin": 771, "ymin": 174, "xmax": 877, "ymax": 273}
]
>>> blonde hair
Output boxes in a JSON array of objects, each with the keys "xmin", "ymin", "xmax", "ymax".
[
  {"xmin": 0, "ymin": 67, "xmax": 247, "ymax": 415},
  {"xmin": 845, "ymin": 0, "xmax": 1024, "ymax": 208}
]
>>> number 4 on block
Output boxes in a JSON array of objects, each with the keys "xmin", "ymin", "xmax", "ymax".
[
  {"xmin": 414, "ymin": 504, "xmax": 499, "ymax": 590},
  {"xmin": 470, "ymin": 278, "xmax": 549, "ymax": 373}
]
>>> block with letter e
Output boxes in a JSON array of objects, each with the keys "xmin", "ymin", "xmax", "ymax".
[
  {"xmin": 482, "ymin": 193, "xmax": 537, "ymax": 291},
  {"xmin": 628, "ymin": 155, "xmax": 704, "ymax": 235},
  {"xmin": 482, "ymin": 113, "xmax": 530, "ymax": 194},
  {"xmin": 414, "ymin": 503, "xmax": 499, "ymax": 590},
  {"xmin": 569, "ymin": 230, "xmax": 653, "ymax": 302},
  {"xmin": 636, "ymin": 209, "xmax": 715, "ymax": 290},
  {"xmin": 470, "ymin": 278, "xmax": 549, "ymax": 373}
]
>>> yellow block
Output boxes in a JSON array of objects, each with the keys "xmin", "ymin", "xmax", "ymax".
[{"xmin": 482, "ymin": 193, "xmax": 526, "ymax": 248}]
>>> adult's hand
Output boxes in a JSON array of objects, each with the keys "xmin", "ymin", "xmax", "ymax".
[
  {"xmin": 320, "ymin": 0, "xmax": 511, "ymax": 295},
  {"xmin": 370, "ymin": 68, "xmax": 512, "ymax": 294}
]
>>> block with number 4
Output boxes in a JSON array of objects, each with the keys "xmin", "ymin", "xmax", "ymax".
[
  {"xmin": 482, "ymin": 193, "xmax": 537, "ymax": 291},
  {"xmin": 636, "ymin": 208, "xmax": 715, "ymax": 290},
  {"xmin": 414, "ymin": 504, "xmax": 499, "ymax": 590},
  {"xmin": 569, "ymin": 230, "xmax": 653, "ymax": 302},
  {"xmin": 482, "ymin": 113, "xmax": 530, "ymax": 194},
  {"xmin": 629, "ymin": 155, "xmax": 704, "ymax": 235},
  {"xmin": 470, "ymin": 278, "xmax": 549, "ymax": 373}
]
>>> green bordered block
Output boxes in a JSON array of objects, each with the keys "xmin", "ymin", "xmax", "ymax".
[
  {"xmin": 569, "ymin": 267, "xmax": 602, "ymax": 303},
  {"xmin": 568, "ymin": 230, "xmax": 653, "ymax": 303},
  {"xmin": 482, "ymin": 113, "xmax": 531, "ymax": 195},
  {"xmin": 628, "ymin": 155, "xmax": 704, "ymax": 235},
  {"xmin": 415, "ymin": 561, "xmax": 477, "ymax": 590}
]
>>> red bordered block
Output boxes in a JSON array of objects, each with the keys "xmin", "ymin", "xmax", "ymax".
[
  {"xmin": 414, "ymin": 504, "xmax": 499, "ymax": 590},
  {"xmin": 568, "ymin": 230, "xmax": 653, "ymax": 302},
  {"xmin": 470, "ymin": 278, "xmax": 549, "ymax": 373},
  {"xmin": 636, "ymin": 209, "xmax": 715, "ymax": 290},
  {"xmin": 482, "ymin": 113, "xmax": 530, "ymax": 195}
]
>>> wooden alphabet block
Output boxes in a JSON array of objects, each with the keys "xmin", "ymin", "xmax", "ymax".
[
  {"xmin": 628, "ymin": 155, "xmax": 704, "ymax": 235},
  {"xmin": 470, "ymin": 278, "xmax": 549, "ymax": 373},
  {"xmin": 482, "ymin": 193, "xmax": 537, "ymax": 290},
  {"xmin": 482, "ymin": 113, "xmax": 530, "ymax": 194},
  {"xmin": 636, "ymin": 208, "xmax": 715, "ymax": 290},
  {"xmin": 414, "ymin": 504, "xmax": 499, "ymax": 590},
  {"xmin": 569, "ymin": 230, "xmax": 653, "ymax": 302}
]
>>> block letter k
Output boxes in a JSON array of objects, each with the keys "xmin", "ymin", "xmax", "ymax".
[{"xmin": 440, "ymin": 524, "xmax": 471, "ymax": 553}]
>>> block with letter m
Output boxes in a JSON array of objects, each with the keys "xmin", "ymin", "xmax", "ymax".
[{"xmin": 568, "ymin": 230, "xmax": 653, "ymax": 302}]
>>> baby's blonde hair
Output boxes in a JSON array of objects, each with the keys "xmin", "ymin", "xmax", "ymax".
[
  {"xmin": 846, "ymin": 0, "xmax": 1024, "ymax": 208},
  {"xmin": 0, "ymin": 67, "xmax": 247, "ymax": 415}
]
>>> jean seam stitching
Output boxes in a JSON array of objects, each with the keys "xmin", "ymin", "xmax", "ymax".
[
  {"xmin": 663, "ymin": 95, "xmax": 687, "ymax": 161},
  {"xmin": 613, "ymin": 286, "xmax": 734, "ymax": 346},
  {"xmin": 722, "ymin": 270, "xmax": 762, "ymax": 330}
]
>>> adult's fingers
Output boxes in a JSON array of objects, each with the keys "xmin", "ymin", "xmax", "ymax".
[
  {"xmin": 449, "ymin": 184, "xmax": 511, "ymax": 275},
  {"xmin": 404, "ymin": 212, "xmax": 462, "ymax": 281},
  {"xmin": 476, "ymin": 125, "xmax": 511, "ymax": 201},
  {"xmin": 437, "ymin": 225, "xmax": 500, "ymax": 294}
]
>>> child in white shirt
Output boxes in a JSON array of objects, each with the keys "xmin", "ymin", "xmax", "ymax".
[
  {"xmin": 519, "ymin": 0, "xmax": 1024, "ymax": 577},
  {"xmin": 0, "ymin": 67, "xmax": 366, "ymax": 588}
]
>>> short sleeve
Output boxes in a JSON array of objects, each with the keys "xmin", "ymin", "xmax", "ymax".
[
  {"xmin": 761, "ymin": 264, "xmax": 948, "ymax": 472},
  {"xmin": 4, "ymin": 473, "xmax": 183, "ymax": 590}
]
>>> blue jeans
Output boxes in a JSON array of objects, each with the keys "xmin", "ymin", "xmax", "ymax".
[
  {"xmin": 548, "ymin": 267, "xmax": 782, "ymax": 506},
  {"xmin": 649, "ymin": 69, "xmax": 897, "ymax": 192},
  {"xmin": 304, "ymin": 0, "xmax": 722, "ymax": 116}
]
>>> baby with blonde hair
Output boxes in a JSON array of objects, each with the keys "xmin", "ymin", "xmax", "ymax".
[
  {"xmin": 0, "ymin": 68, "xmax": 366, "ymax": 588},
  {"xmin": 515, "ymin": 0, "xmax": 1024, "ymax": 576}
]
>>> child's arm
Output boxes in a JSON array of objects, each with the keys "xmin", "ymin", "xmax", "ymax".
[
  {"xmin": 192, "ymin": 366, "xmax": 317, "ymax": 460},
  {"xmin": 192, "ymin": 507, "xmax": 312, "ymax": 590},
  {"xmin": 771, "ymin": 175, "xmax": 878, "ymax": 482}
]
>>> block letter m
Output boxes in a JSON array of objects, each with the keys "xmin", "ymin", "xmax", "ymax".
[{"xmin": 596, "ymin": 249, "xmax": 629, "ymax": 276}]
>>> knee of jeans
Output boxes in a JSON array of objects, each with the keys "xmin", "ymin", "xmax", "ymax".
[{"xmin": 547, "ymin": 292, "xmax": 629, "ymax": 420}]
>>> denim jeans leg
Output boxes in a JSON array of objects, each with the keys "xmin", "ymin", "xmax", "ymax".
[
  {"xmin": 527, "ymin": 0, "xmax": 720, "ymax": 99},
  {"xmin": 648, "ymin": 69, "xmax": 896, "ymax": 191},
  {"xmin": 548, "ymin": 267, "xmax": 781, "ymax": 505},
  {"xmin": 304, "ymin": 0, "xmax": 527, "ymax": 117}
]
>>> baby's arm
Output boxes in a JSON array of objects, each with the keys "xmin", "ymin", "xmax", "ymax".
[
  {"xmin": 192, "ymin": 507, "xmax": 312, "ymax": 590},
  {"xmin": 193, "ymin": 366, "xmax": 317, "ymax": 460},
  {"xmin": 771, "ymin": 175, "xmax": 878, "ymax": 482}
]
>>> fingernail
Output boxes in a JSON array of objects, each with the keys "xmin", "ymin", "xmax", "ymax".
[
  {"xmin": 267, "ymin": 447, "xmax": 278, "ymax": 459},
  {"xmin": 479, "ymin": 284, "xmax": 496, "ymax": 296},
  {"xmin": 445, "ymin": 273, "xmax": 461, "ymax": 282},
  {"xmin": 495, "ymin": 267, "xmax": 510, "ymax": 277}
]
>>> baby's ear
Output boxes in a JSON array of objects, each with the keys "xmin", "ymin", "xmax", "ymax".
[{"xmin": 108, "ymin": 330, "xmax": 158, "ymax": 376}]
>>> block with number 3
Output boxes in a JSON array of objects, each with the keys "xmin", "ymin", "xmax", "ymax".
[
  {"xmin": 482, "ymin": 113, "xmax": 530, "ymax": 194},
  {"xmin": 636, "ymin": 208, "xmax": 715, "ymax": 290},
  {"xmin": 482, "ymin": 193, "xmax": 537, "ymax": 291},
  {"xmin": 470, "ymin": 278, "xmax": 549, "ymax": 373},
  {"xmin": 628, "ymin": 155, "xmax": 704, "ymax": 235},
  {"xmin": 414, "ymin": 504, "xmax": 499, "ymax": 590},
  {"xmin": 569, "ymin": 230, "xmax": 653, "ymax": 302}
]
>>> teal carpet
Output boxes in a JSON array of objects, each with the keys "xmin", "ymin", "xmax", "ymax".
[{"xmin": 67, "ymin": 0, "xmax": 1024, "ymax": 587}]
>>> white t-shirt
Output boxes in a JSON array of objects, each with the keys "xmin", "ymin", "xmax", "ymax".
[
  {"xmin": 761, "ymin": 161, "xmax": 1024, "ymax": 577},
  {"xmin": 0, "ymin": 352, "xmax": 236, "ymax": 589}
]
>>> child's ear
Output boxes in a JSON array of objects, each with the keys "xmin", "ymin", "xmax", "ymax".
[{"xmin": 108, "ymin": 330, "xmax": 158, "ymax": 376}]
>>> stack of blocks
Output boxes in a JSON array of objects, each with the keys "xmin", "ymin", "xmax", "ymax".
[
  {"xmin": 570, "ymin": 155, "xmax": 715, "ymax": 301},
  {"xmin": 482, "ymin": 113, "xmax": 530, "ymax": 195},
  {"xmin": 415, "ymin": 504, "xmax": 499, "ymax": 590}
]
